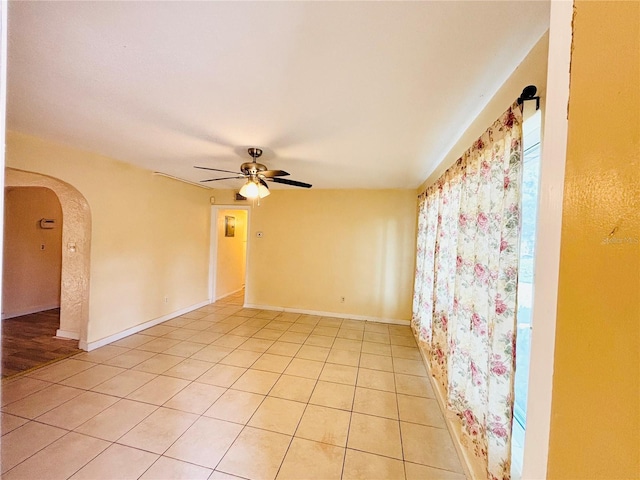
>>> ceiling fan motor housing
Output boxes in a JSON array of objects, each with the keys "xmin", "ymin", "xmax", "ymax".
[
  {"xmin": 241, "ymin": 147, "xmax": 266, "ymax": 175},
  {"xmin": 240, "ymin": 162, "xmax": 268, "ymax": 175}
]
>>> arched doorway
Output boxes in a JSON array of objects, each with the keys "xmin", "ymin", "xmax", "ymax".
[{"xmin": 4, "ymin": 168, "xmax": 91, "ymax": 347}]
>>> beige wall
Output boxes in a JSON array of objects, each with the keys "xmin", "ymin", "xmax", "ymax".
[
  {"xmin": 236, "ymin": 189, "xmax": 416, "ymax": 321},
  {"xmin": 2, "ymin": 187, "xmax": 62, "ymax": 317},
  {"xmin": 548, "ymin": 1, "xmax": 640, "ymax": 477},
  {"xmin": 6, "ymin": 131, "xmax": 213, "ymax": 344},
  {"xmin": 216, "ymin": 209, "xmax": 247, "ymax": 299},
  {"xmin": 418, "ymin": 31, "xmax": 549, "ymax": 192}
]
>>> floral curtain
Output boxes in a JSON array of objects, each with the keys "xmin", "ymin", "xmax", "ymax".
[{"xmin": 411, "ymin": 103, "xmax": 523, "ymax": 480}]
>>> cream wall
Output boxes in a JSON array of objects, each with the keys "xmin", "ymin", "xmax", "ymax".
[
  {"xmin": 3, "ymin": 186, "xmax": 62, "ymax": 317},
  {"xmin": 238, "ymin": 189, "xmax": 416, "ymax": 321},
  {"xmin": 6, "ymin": 131, "xmax": 213, "ymax": 343},
  {"xmin": 418, "ymin": 31, "xmax": 549, "ymax": 192},
  {"xmin": 547, "ymin": 1, "xmax": 640, "ymax": 477},
  {"xmin": 216, "ymin": 209, "xmax": 247, "ymax": 299}
]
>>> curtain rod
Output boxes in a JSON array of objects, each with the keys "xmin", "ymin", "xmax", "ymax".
[{"xmin": 517, "ymin": 85, "xmax": 540, "ymax": 110}]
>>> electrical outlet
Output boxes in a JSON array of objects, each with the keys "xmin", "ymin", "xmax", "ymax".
[
  {"xmin": 340, "ymin": 296, "xmax": 345, "ymax": 303},
  {"xmin": 164, "ymin": 297, "xmax": 169, "ymax": 303}
]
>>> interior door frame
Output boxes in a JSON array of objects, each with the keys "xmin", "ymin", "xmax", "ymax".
[
  {"xmin": 522, "ymin": 1, "xmax": 573, "ymax": 476},
  {"xmin": 208, "ymin": 204, "xmax": 252, "ymax": 304},
  {"xmin": 0, "ymin": 0, "xmax": 8, "ymax": 342}
]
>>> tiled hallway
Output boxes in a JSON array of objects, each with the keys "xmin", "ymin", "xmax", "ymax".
[{"xmin": 1, "ymin": 293, "xmax": 465, "ymax": 479}]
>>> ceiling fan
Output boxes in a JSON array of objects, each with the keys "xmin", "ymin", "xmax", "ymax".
[{"xmin": 195, "ymin": 147, "xmax": 312, "ymax": 199}]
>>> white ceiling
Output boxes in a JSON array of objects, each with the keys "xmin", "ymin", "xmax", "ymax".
[{"xmin": 7, "ymin": 1, "xmax": 549, "ymax": 190}]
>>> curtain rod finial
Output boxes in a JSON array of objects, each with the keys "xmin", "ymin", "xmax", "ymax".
[{"xmin": 517, "ymin": 85, "xmax": 540, "ymax": 110}]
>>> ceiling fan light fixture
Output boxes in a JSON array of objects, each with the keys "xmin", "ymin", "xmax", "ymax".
[
  {"xmin": 258, "ymin": 184, "xmax": 270, "ymax": 198},
  {"xmin": 239, "ymin": 180, "xmax": 259, "ymax": 199}
]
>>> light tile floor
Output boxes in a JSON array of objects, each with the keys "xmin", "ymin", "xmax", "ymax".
[{"xmin": 1, "ymin": 291, "xmax": 466, "ymax": 479}]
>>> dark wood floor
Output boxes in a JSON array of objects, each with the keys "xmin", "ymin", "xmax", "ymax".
[{"xmin": 1, "ymin": 309, "xmax": 81, "ymax": 378}]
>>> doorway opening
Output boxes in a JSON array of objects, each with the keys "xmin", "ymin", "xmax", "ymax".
[
  {"xmin": 3, "ymin": 187, "xmax": 62, "ymax": 318},
  {"xmin": 210, "ymin": 206, "xmax": 249, "ymax": 306},
  {"xmin": 3, "ymin": 168, "xmax": 92, "ymax": 359},
  {"xmin": 2, "ymin": 186, "xmax": 81, "ymax": 377}
]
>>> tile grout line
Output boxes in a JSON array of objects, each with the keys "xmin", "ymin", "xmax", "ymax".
[
  {"xmin": 270, "ymin": 324, "xmax": 331, "ymax": 478},
  {"xmin": 214, "ymin": 317, "xmax": 317, "ymax": 477},
  {"xmin": 1, "ymin": 428, "xmax": 93, "ymax": 477},
  {"xmin": 393, "ymin": 353, "xmax": 409, "ymax": 480},
  {"xmin": 270, "ymin": 377, "xmax": 317, "ymax": 480},
  {"xmin": 115, "ymin": 301, "xmax": 249, "ymax": 475},
  {"xmin": 339, "ymin": 346, "xmax": 360, "ymax": 480}
]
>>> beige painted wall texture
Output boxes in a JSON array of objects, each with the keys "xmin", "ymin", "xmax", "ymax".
[
  {"xmin": 548, "ymin": 1, "xmax": 640, "ymax": 477},
  {"xmin": 6, "ymin": 131, "xmax": 213, "ymax": 343},
  {"xmin": 216, "ymin": 209, "xmax": 247, "ymax": 299},
  {"xmin": 418, "ymin": 31, "xmax": 549, "ymax": 192},
  {"xmin": 241, "ymin": 189, "xmax": 416, "ymax": 321},
  {"xmin": 3, "ymin": 187, "xmax": 62, "ymax": 317}
]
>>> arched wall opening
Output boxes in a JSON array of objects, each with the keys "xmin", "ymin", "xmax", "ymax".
[{"xmin": 4, "ymin": 168, "xmax": 91, "ymax": 347}]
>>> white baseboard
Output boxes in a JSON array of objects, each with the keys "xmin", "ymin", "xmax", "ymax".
[
  {"xmin": 56, "ymin": 329, "xmax": 80, "ymax": 340},
  {"xmin": 79, "ymin": 300, "xmax": 210, "ymax": 351},
  {"xmin": 415, "ymin": 336, "xmax": 483, "ymax": 480},
  {"xmin": 214, "ymin": 287, "xmax": 244, "ymax": 302},
  {"xmin": 243, "ymin": 303, "xmax": 410, "ymax": 326},
  {"xmin": 2, "ymin": 303, "xmax": 61, "ymax": 320}
]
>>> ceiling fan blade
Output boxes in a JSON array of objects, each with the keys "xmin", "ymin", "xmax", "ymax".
[
  {"xmin": 258, "ymin": 178, "xmax": 270, "ymax": 189},
  {"xmin": 270, "ymin": 177, "xmax": 312, "ymax": 188},
  {"xmin": 194, "ymin": 166, "xmax": 242, "ymax": 175},
  {"xmin": 200, "ymin": 176, "xmax": 244, "ymax": 183},
  {"xmin": 260, "ymin": 170, "xmax": 290, "ymax": 178}
]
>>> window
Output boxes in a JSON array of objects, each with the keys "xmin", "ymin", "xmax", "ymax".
[{"xmin": 511, "ymin": 108, "xmax": 542, "ymax": 477}]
